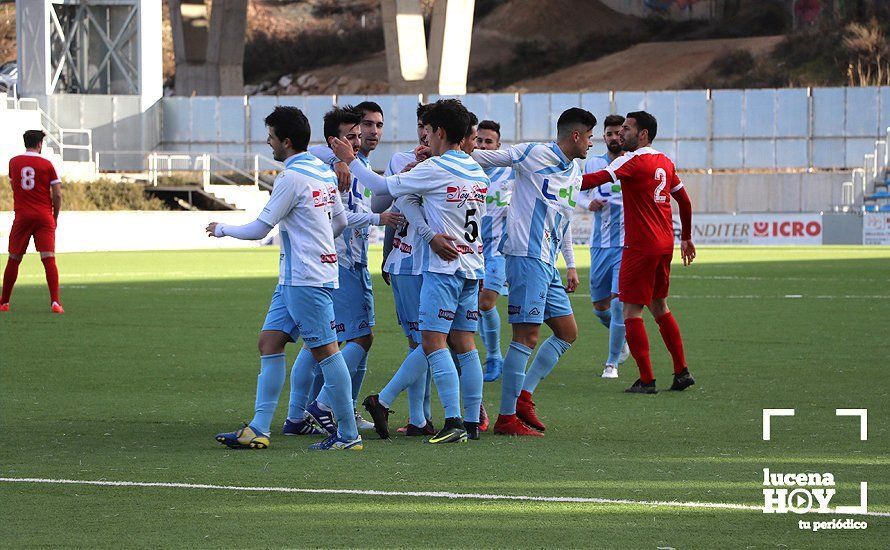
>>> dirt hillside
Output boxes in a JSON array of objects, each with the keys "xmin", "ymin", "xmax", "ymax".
[{"xmin": 508, "ymin": 35, "xmax": 785, "ymax": 92}]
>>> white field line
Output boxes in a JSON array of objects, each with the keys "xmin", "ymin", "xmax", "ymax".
[
  {"xmin": 569, "ymin": 294, "xmax": 890, "ymax": 299},
  {"xmin": 2, "ymin": 477, "xmax": 888, "ymax": 517}
]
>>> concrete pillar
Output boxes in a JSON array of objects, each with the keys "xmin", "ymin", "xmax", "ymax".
[
  {"xmin": 169, "ymin": 0, "xmax": 247, "ymax": 96},
  {"xmin": 382, "ymin": 0, "xmax": 475, "ymax": 95}
]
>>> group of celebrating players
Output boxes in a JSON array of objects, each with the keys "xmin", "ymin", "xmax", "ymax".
[
  {"xmin": 206, "ymin": 97, "xmax": 697, "ymax": 451},
  {"xmin": 0, "ymin": 95, "xmax": 696, "ymax": 452}
]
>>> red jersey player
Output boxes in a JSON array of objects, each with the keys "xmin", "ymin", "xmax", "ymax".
[
  {"xmin": 580, "ymin": 111, "xmax": 694, "ymax": 394},
  {"xmin": 2, "ymin": 130, "xmax": 64, "ymax": 313}
]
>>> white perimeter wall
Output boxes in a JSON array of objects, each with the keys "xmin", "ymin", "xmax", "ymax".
[{"xmin": 0, "ymin": 211, "xmax": 266, "ymax": 253}]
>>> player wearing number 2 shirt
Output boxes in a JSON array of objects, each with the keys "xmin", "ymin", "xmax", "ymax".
[
  {"xmin": 2, "ymin": 130, "xmax": 64, "ymax": 313},
  {"xmin": 580, "ymin": 111, "xmax": 696, "ymax": 395}
]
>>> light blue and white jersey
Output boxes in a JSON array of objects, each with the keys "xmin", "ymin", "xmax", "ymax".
[
  {"xmin": 580, "ymin": 153, "xmax": 624, "ymax": 248},
  {"xmin": 258, "ymin": 152, "xmax": 344, "ymax": 288},
  {"xmin": 383, "ymin": 150, "xmax": 426, "ymax": 276},
  {"xmin": 473, "ymin": 142, "xmax": 579, "ymax": 267},
  {"xmin": 386, "ymin": 150, "xmax": 488, "ymax": 279},
  {"xmin": 482, "ymin": 165, "xmax": 513, "ymax": 259},
  {"xmin": 336, "ymin": 152, "xmax": 375, "ymax": 267}
]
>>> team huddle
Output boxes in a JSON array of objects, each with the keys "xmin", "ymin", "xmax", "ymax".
[{"xmin": 206, "ymin": 97, "xmax": 696, "ymax": 451}]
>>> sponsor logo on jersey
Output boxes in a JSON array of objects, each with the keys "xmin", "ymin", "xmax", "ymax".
[
  {"xmin": 334, "ymin": 322, "xmax": 346, "ymax": 333},
  {"xmin": 529, "ymin": 307, "xmax": 541, "ymax": 316},
  {"xmin": 393, "ymin": 237, "xmax": 413, "ymax": 254},
  {"xmin": 437, "ymin": 309, "xmax": 455, "ymax": 321},
  {"xmin": 407, "ymin": 321, "xmax": 419, "ymax": 331},
  {"xmin": 320, "ymin": 253, "xmax": 338, "ymax": 264},
  {"xmin": 312, "ymin": 190, "xmax": 327, "ymax": 208},
  {"xmin": 466, "ymin": 310, "xmax": 479, "ymax": 321},
  {"xmin": 445, "ymin": 184, "xmax": 487, "ymax": 207},
  {"xmin": 455, "ymin": 244, "xmax": 476, "ymax": 254},
  {"xmin": 508, "ymin": 305, "xmax": 521, "ymax": 315},
  {"xmin": 358, "ymin": 320, "xmax": 370, "ymax": 329}
]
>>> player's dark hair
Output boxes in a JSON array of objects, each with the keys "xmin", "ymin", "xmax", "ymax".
[
  {"xmin": 626, "ymin": 110, "xmax": 657, "ymax": 141},
  {"xmin": 422, "ymin": 99, "xmax": 471, "ymax": 145},
  {"xmin": 556, "ymin": 108, "xmax": 597, "ymax": 137},
  {"xmin": 23, "ymin": 129, "xmax": 46, "ymax": 149},
  {"xmin": 603, "ymin": 114, "xmax": 625, "ymax": 128},
  {"xmin": 416, "ymin": 102, "xmax": 434, "ymax": 121},
  {"xmin": 465, "ymin": 111, "xmax": 479, "ymax": 139},
  {"xmin": 264, "ymin": 106, "xmax": 311, "ymax": 152},
  {"xmin": 356, "ymin": 100, "xmax": 384, "ymax": 120},
  {"xmin": 323, "ymin": 105, "xmax": 362, "ymax": 141},
  {"xmin": 478, "ymin": 119, "xmax": 501, "ymax": 137}
]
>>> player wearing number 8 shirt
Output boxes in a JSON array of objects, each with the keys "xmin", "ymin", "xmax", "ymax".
[
  {"xmin": 2, "ymin": 130, "xmax": 64, "ymax": 313},
  {"xmin": 580, "ymin": 111, "xmax": 696, "ymax": 395}
]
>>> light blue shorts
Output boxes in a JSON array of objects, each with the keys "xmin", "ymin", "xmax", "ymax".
[
  {"xmin": 391, "ymin": 273, "xmax": 422, "ymax": 344},
  {"xmin": 505, "ymin": 255, "xmax": 573, "ymax": 325},
  {"xmin": 418, "ymin": 272, "xmax": 480, "ymax": 334},
  {"xmin": 589, "ymin": 247, "xmax": 623, "ymax": 302},
  {"xmin": 332, "ymin": 264, "xmax": 375, "ymax": 342},
  {"xmin": 482, "ymin": 254, "xmax": 507, "ymax": 295},
  {"xmin": 262, "ymin": 284, "xmax": 337, "ymax": 348}
]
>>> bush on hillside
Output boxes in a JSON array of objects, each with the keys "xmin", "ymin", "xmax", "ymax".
[{"xmin": 0, "ymin": 178, "xmax": 168, "ymax": 211}]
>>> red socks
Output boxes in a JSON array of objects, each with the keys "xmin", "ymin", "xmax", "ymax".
[
  {"xmin": 656, "ymin": 312, "xmax": 687, "ymax": 375},
  {"xmin": 1, "ymin": 257, "xmax": 21, "ymax": 304},
  {"xmin": 624, "ymin": 317, "xmax": 654, "ymax": 383},
  {"xmin": 41, "ymin": 256, "xmax": 61, "ymax": 304}
]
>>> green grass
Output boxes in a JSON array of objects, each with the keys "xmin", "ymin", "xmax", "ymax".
[{"xmin": 1, "ymin": 246, "xmax": 889, "ymax": 548}]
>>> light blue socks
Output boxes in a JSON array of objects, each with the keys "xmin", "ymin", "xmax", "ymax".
[
  {"xmin": 317, "ymin": 342, "xmax": 366, "ymax": 409},
  {"xmin": 457, "ymin": 350, "xmax": 483, "ymax": 423},
  {"xmin": 606, "ymin": 298, "xmax": 626, "ymax": 366},
  {"xmin": 594, "ymin": 307, "xmax": 611, "ymax": 329},
  {"xmin": 250, "ymin": 353, "xmax": 287, "ymax": 435},
  {"xmin": 352, "ymin": 353, "xmax": 368, "ymax": 408},
  {"xmin": 522, "ymin": 337, "xmax": 572, "ymax": 393},
  {"xmin": 317, "ymin": 352, "xmax": 358, "ymax": 440},
  {"xmin": 379, "ymin": 345, "xmax": 428, "ymax": 408},
  {"xmin": 480, "ymin": 307, "xmax": 502, "ymax": 360},
  {"xmin": 428, "ymin": 348, "xmax": 461, "ymax": 419},
  {"xmin": 287, "ymin": 347, "xmax": 317, "ymax": 421},
  {"xmin": 500, "ymin": 342, "xmax": 532, "ymax": 415}
]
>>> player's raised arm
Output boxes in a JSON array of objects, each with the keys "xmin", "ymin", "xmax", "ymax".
[
  {"xmin": 471, "ymin": 148, "xmax": 511, "ymax": 168},
  {"xmin": 330, "ymin": 136, "xmax": 393, "ymax": 196},
  {"xmin": 580, "ymin": 169, "xmax": 613, "ymax": 191},
  {"xmin": 207, "ymin": 174, "xmax": 297, "ymax": 239}
]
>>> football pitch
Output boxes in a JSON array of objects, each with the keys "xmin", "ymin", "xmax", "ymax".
[{"xmin": 2, "ymin": 246, "xmax": 889, "ymax": 548}]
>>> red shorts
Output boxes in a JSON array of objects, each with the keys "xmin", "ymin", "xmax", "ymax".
[
  {"xmin": 8, "ymin": 215, "xmax": 56, "ymax": 255},
  {"xmin": 618, "ymin": 248, "xmax": 672, "ymax": 305}
]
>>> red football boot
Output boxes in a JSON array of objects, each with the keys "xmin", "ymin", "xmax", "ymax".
[
  {"xmin": 516, "ymin": 390, "xmax": 546, "ymax": 432},
  {"xmin": 493, "ymin": 414, "xmax": 543, "ymax": 437},
  {"xmin": 479, "ymin": 403, "xmax": 490, "ymax": 432}
]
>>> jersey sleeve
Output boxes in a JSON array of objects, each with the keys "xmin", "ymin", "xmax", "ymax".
[
  {"xmin": 257, "ymin": 174, "xmax": 298, "ymax": 227},
  {"xmin": 471, "ymin": 148, "xmax": 512, "ymax": 169},
  {"xmin": 308, "ymin": 145, "xmax": 338, "ymax": 166},
  {"xmin": 670, "ymin": 169, "xmax": 683, "ymax": 193},
  {"xmin": 609, "ymin": 154, "xmax": 640, "ymax": 182},
  {"xmin": 388, "ymin": 160, "xmax": 439, "ymax": 197},
  {"xmin": 47, "ymin": 161, "xmax": 61, "ymax": 185}
]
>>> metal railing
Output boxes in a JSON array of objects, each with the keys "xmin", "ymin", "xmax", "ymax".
[
  {"xmin": 135, "ymin": 151, "xmax": 279, "ymax": 191},
  {"xmin": 8, "ymin": 96, "xmax": 93, "ymax": 162},
  {"xmin": 842, "ymin": 126, "xmax": 890, "ymax": 210}
]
